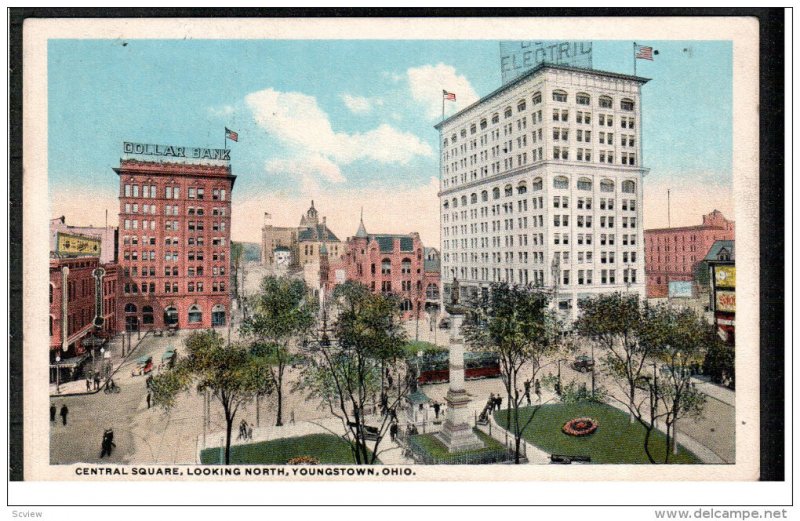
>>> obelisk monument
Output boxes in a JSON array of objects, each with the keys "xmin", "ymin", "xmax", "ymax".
[{"xmin": 437, "ymin": 278, "xmax": 484, "ymax": 452}]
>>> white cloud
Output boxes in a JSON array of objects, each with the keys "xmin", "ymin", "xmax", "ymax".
[
  {"xmin": 341, "ymin": 94, "xmax": 384, "ymax": 114},
  {"xmin": 407, "ymin": 63, "xmax": 480, "ymax": 120},
  {"xmin": 207, "ymin": 104, "xmax": 235, "ymax": 118},
  {"xmin": 245, "ymin": 88, "xmax": 431, "ymax": 183},
  {"xmin": 381, "ymin": 71, "xmax": 404, "ymax": 83},
  {"xmin": 266, "ymin": 154, "xmax": 345, "ymax": 184}
]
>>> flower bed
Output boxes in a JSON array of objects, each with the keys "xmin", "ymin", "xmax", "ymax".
[
  {"xmin": 286, "ymin": 456, "xmax": 320, "ymax": 465},
  {"xmin": 562, "ymin": 417, "xmax": 598, "ymax": 437}
]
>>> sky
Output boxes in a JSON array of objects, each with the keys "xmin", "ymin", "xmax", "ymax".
[{"xmin": 48, "ymin": 39, "xmax": 733, "ymax": 245}]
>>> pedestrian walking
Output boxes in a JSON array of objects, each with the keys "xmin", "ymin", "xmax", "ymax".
[
  {"xmin": 146, "ymin": 392, "xmax": 151, "ymax": 409},
  {"xmin": 390, "ymin": 408, "xmax": 398, "ymax": 423},
  {"xmin": 238, "ymin": 419, "xmax": 247, "ymax": 440},
  {"xmin": 247, "ymin": 424, "xmax": 253, "ymax": 441},
  {"xmin": 524, "ymin": 380, "xmax": 532, "ymax": 406},
  {"xmin": 487, "ymin": 393, "xmax": 495, "ymax": 412},
  {"xmin": 99, "ymin": 428, "xmax": 116, "ymax": 458},
  {"xmin": 386, "ymin": 373, "xmax": 393, "ymax": 389},
  {"xmin": 59, "ymin": 404, "xmax": 69, "ymax": 426},
  {"xmin": 50, "ymin": 403, "xmax": 56, "ymax": 423},
  {"xmin": 94, "ymin": 374, "xmax": 100, "ymax": 391},
  {"xmin": 86, "ymin": 377, "xmax": 92, "ymax": 392},
  {"xmin": 496, "ymin": 396, "xmax": 503, "ymax": 412},
  {"xmin": 534, "ymin": 379, "xmax": 541, "ymax": 401},
  {"xmin": 390, "ymin": 422, "xmax": 398, "ymax": 442},
  {"xmin": 433, "ymin": 401, "xmax": 441, "ymax": 419},
  {"xmin": 290, "ymin": 410, "xmax": 296, "ymax": 425}
]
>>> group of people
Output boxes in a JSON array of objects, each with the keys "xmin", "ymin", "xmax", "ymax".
[
  {"xmin": 237, "ymin": 419, "xmax": 254, "ymax": 441},
  {"xmin": 99, "ymin": 428, "xmax": 116, "ymax": 458},
  {"xmin": 50, "ymin": 403, "xmax": 68, "ymax": 425},
  {"xmin": 84, "ymin": 373, "xmax": 102, "ymax": 392}
]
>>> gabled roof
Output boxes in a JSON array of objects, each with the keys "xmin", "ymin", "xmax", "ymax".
[
  {"xmin": 298, "ymin": 223, "xmax": 340, "ymax": 243},
  {"xmin": 704, "ymin": 240, "xmax": 735, "ymax": 261}
]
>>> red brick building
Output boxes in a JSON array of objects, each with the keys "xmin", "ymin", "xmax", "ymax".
[
  {"xmin": 326, "ymin": 215, "xmax": 441, "ymax": 319},
  {"xmin": 114, "ymin": 145, "xmax": 235, "ymax": 331},
  {"xmin": 644, "ymin": 210, "xmax": 735, "ymax": 298},
  {"xmin": 49, "ymin": 256, "xmax": 118, "ymax": 361}
]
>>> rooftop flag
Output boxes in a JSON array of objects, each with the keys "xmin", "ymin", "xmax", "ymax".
[
  {"xmin": 225, "ymin": 127, "xmax": 239, "ymax": 142},
  {"xmin": 443, "ymin": 90, "xmax": 456, "ymax": 101},
  {"xmin": 635, "ymin": 45, "xmax": 657, "ymax": 61}
]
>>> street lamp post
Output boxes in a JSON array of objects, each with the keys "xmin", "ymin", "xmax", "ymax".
[
  {"xmin": 590, "ymin": 343, "xmax": 596, "ymax": 397},
  {"xmin": 55, "ymin": 355, "xmax": 61, "ymax": 394},
  {"xmin": 556, "ymin": 359, "xmax": 566, "ymax": 396}
]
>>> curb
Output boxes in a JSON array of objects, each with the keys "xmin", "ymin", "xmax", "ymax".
[{"xmin": 49, "ymin": 331, "xmax": 150, "ymax": 398}]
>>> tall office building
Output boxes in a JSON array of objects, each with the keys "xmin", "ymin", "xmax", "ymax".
[
  {"xmin": 114, "ymin": 143, "xmax": 236, "ymax": 331},
  {"xmin": 437, "ymin": 63, "xmax": 648, "ymax": 318}
]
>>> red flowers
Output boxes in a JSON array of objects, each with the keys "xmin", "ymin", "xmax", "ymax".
[{"xmin": 562, "ymin": 417, "xmax": 599, "ymax": 437}]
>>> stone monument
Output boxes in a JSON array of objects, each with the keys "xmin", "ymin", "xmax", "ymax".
[{"xmin": 436, "ymin": 278, "xmax": 484, "ymax": 452}]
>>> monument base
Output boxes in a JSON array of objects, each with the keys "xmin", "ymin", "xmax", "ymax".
[{"xmin": 436, "ymin": 389, "xmax": 485, "ymax": 453}]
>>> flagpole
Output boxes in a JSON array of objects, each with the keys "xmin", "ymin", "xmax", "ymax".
[
  {"xmin": 633, "ymin": 42, "xmax": 637, "ymax": 76},
  {"xmin": 224, "ymin": 129, "xmax": 227, "ymax": 150}
]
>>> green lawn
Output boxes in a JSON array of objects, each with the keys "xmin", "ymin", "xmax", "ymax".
[
  {"xmin": 495, "ymin": 402, "xmax": 700, "ymax": 464},
  {"xmin": 200, "ymin": 434, "xmax": 377, "ymax": 465}
]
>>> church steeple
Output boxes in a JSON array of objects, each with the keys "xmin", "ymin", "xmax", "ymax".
[
  {"xmin": 304, "ymin": 199, "xmax": 319, "ymax": 227},
  {"xmin": 355, "ymin": 207, "xmax": 368, "ymax": 238}
]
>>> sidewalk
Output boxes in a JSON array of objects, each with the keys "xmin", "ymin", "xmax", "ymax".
[{"xmin": 49, "ymin": 331, "xmax": 149, "ymax": 398}]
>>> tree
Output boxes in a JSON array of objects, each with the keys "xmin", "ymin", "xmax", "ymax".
[
  {"xmin": 240, "ymin": 276, "xmax": 316, "ymax": 426},
  {"xmin": 461, "ymin": 283, "xmax": 561, "ymax": 464},
  {"xmin": 299, "ymin": 281, "xmax": 409, "ymax": 464},
  {"xmin": 575, "ymin": 293, "xmax": 655, "ymax": 424},
  {"xmin": 150, "ymin": 330, "xmax": 271, "ymax": 464},
  {"xmin": 703, "ymin": 338, "xmax": 734, "ymax": 388},
  {"xmin": 642, "ymin": 304, "xmax": 710, "ymax": 462}
]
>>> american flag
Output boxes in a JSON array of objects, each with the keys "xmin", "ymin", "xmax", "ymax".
[
  {"xmin": 225, "ymin": 127, "xmax": 239, "ymax": 142},
  {"xmin": 635, "ymin": 45, "xmax": 655, "ymax": 61},
  {"xmin": 443, "ymin": 90, "xmax": 456, "ymax": 101}
]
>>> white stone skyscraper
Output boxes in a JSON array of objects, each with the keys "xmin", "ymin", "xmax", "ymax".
[{"xmin": 437, "ymin": 63, "xmax": 648, "ymax": 318}]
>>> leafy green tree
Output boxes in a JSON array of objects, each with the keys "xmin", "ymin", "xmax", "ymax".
[
  {"xmin": 642, "ymin": 304, "xmax": 710, "ymax": 462},
  {"xmin": 703, "ymin": 338, "xmax": 734, "ymax": 388},
  {"xmin": 575, "ymin": 293, "xmax": 655, "ymax": 424},
  {"xmin": 240, "ymin": 276, "xmax": 317, "ymax": 426},
  {"xmin": 461, "ymin": 283, "xmax": 561, "ymax": 464},
  {"xmin": 150, "ymin": 330, "xmax": 271, "ymax": 464},
  {"xmin": 299, "ymin": 281, "xmax": 409, "ymax": 465}
]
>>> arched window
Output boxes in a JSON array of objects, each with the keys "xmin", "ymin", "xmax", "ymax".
[
  {"xmin": 481, "ymin": 190, "xmax": 488, "ymax": 202},
  {"xmin": 622, "ymin": 180, "xmax": 636, "ymax": 193},
  {"xmin": 532, "ymin": 177, "xmax": 543, "ymax": 191},
  {"xmin": 517, "ymin": 182, "xmax": 527, "ymax": 195},
  {"xmin": 461, "ymin": 195, "xmax": 467, "ymax": 206},
  {"xmin": 621, "ymin": 98, "xmax": 635, "ymax": 111},
  {"xmin": 470, "ymin": 193, "xmax": 478, "ymax": 204},
  {"xmin": 382, "ymin": 258, "xmax": 392, "ymax": 275},
  {"xmin": 517, "ymin": 99, "xmax": 527, "ymax": 112},
  {"xmin": 188, "ymin": 305, "xmax": 202, "ymax": 324},
  {"xmin": 426, "ymin": 284, "xmax": 440, "ymax": 300},
  {"xmin": 532, "ymin": 91, "xmax": 542, "ymax": 105},
  {"xmin": 443, "ymin": 201, "xmax": 449, "ymax": 210},
  {"xmin": 553, "ymin": 176, "xmax": 569, "ymax": 189},
  {"xmin": 491, "ymin": 113, "xmax": 499, "ymax": 124},
  {"xmin": 577, "ymin": 177, "xmax": 593, "ymax": 191},
  {"xmin": 124, "ymin": 303, "xmax": 137, "ymax": 313},
  {"xmin": 212, "ymin": 304, "xmax": 226, "ymax": 327},
  {"xmin": 452, "ymin": 197, "xmax": 458, "ymax": 208},
  {"xmin": 401, "ymin": 258, "xmax": 412, "ymax": 275},
  {"xmin": 599, "ymin": 95, "xmax": 613, "ymax": 108},
  {"xmin": 480, "ymin": 118, "xmax": 487, "ymax": 129},
  {"xmin": 451, "ymin": 133, "xmax": 457, "ymax": 143},
  {"xmin": 164, "ymin": 306, "xmax": 178, "ymax": 326},
  {"xmin": 443, "ymin": 138, "xmax": 448, "ymax": 147},
  {"xmin": 400, "ymin": 300, "xmax": 413, "ymax": 312},
  {"xmin": 576, "ymin": 92, "xmax": 591, "ymax": 106},
  {"xmin": 49, "ymin": 284, "xmax": 53, "ymax": 304},
  {"xmin": 492, "ymin": 187, "xmax": 501, "ymax": 199},
  {"xmin": 504, "ymin": 107, "xmax": 512, "ymax": 119},
  {"xmin": 460, "ymin": 129, "xmax": 467, "ymax": 138},
  {"xmin": 600, "ymin": 179, "xmax": 615, "ymax": 193},
  {"xmin": 142, "ymin": 305, "xmax": 154, "ymax": 325},
  {"xmin": 504, "ymin": 185, "xmax": 513, "ymax": 197},
  {"xmin": 552, "ymin": 90, "xmax": 568, "ymax": 102},
  {"xmin": 470, "ymin": 124, "xmax": 477, "ymax": 134}
]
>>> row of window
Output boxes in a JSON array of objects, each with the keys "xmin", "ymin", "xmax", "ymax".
[
  {"xmin": 444, "ymin": 266, "xmax": 639, "ymax": 286},
  {"xmin": 123, "ymin": 281, "xmax": 227, "ymax": 294},
  {"xmin": 123, "ymin": 184, "xmax": 227, "ymax": 201},
  {"xmin": 121, "ymin": 265, "xmax": 227, "ymax": 278},
  {"xmin": 443, "ymin": 178, "xmax": 637, "ymax": 209},
  {"xmin": 445, "ymin": 92, "xmax": 636, "ymax": 144},
  {"xmin": 123, "ymin": 204, "xmax": 228, "ymax": 217},
  {"xmin": 443, "ymin": 230, "xmax": 639, "ymax": 251}
]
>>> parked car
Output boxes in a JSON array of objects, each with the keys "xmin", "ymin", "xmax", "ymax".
[{"xmin": 573, "ymin": 355, "xmax": 595, "ymax": 373}]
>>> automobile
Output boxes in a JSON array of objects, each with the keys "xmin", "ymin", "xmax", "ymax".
[{"xmin": 572, "ymin": 355, "xmax": 595, "ymax": 373}]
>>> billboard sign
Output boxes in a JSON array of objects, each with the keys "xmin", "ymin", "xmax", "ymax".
[
  {"xmin": 56, "ymin": 232, "xmax": 101, "ymax": 257},
  {"xmin": 500, "ymin": 41, "xmax": 593, "ymax": 85},
  {"xmin": 668, "ymin": 281, "xmax": 694, "ymax": 298},
  {"xmin": 715, "ymin": 291, "xmax": 736, "ymax": 314},
  {"xmin": 714, "ymin": 265, "xmax": 736, "ymax": 289}
]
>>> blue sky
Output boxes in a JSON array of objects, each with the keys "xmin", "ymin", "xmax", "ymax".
[{"xmin": 48, "ymin": 39, "xmax": 733, "ymax": 244}]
